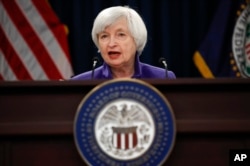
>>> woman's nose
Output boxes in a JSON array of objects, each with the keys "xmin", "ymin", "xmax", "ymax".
[{"xmin": 108, "ymin": 36, "xmax": 117, "ymax": 47}]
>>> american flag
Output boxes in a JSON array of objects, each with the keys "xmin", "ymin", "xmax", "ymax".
[{"xmin": 0, "ymin": 0, "xmax": 73, "ymax": 80}]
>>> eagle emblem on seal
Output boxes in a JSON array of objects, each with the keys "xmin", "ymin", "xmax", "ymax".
[{"xmin": 95, "ymin": 101, "xmax": 155, "ymax": 160}]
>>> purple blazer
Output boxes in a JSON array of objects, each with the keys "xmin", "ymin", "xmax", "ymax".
[{"xmin": 71, "ymin": 56, "xmax": 176, "ymax": 80}]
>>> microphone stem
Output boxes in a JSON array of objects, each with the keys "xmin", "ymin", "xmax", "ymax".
[
  {"xmin": 162, "ymin": 61, "xmax": 168, "ymax": 78},
  {"xmin": 159, "ymin": 57, "xmax": 168, "ymax": 78},
  {"xmin": 92, "ymin": 61, "xmax": 97, "ymax": 79}
]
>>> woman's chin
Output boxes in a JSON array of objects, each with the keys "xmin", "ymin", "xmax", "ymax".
[{"xmin": 109, "ymin": 62, "xmax": 123, "ymax": 68}]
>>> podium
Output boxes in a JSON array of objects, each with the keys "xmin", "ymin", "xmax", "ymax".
[{"xmin": 0, "ymin": 78, "xmax": 250, "ymax": 166}]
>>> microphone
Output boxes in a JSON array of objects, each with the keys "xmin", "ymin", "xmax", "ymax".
[
  {"xmin": 159, "ymin": 57, "xmax": 168, "ymax": 78},
  {"xmin": 91, "ymin": 56, "xmax": 100, "ymax": 79}
]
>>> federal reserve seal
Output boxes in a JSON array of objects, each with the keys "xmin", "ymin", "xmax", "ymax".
[
  {"xmin": 74, "ymin": 79, "xmax": 176, "ymax": 166},
  {"xmin": 232, "ymin": 3, "xmax": 250, "ymax": 77}
]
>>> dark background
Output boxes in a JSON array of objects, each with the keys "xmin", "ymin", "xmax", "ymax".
[{"xmin": 49, "ymin": 0, "xmax": 220, "ymax": 78}]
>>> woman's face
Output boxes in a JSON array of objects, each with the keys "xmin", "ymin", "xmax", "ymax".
[{"xmin": 97, "ymin": 17, "xmax": 137, "ymax": 68}]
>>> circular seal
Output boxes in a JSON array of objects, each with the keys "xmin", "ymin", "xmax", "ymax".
[
  {"xmin": 232, "ymin": 3, "xmax": 250, "ymax": 77},
  {"xmin": 74, "ymin": 79, "xmax": 176, "ymax": 166}
]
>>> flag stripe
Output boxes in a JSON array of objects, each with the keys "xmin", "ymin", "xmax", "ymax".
[
  {"xmin": 0, "ymin": 26, "xmax": 32, "ymax": 80},
  {"xmin": 0, "ymin": 49, "xmax": 17, "ymax": 80},
  {"xmin": 32, "ymin": 0, "xmax": 71, "ymax": 61},
  {"xmin": 3, "ymin": 0, "xmax": 63, "ymax": 79},
  {"xmin": 0, "ymin": 2, "xmax": 47, "ymax": 80},
  {"xmin": 18, "ymin": 0, "xmax": 73, "ymax": 78}
]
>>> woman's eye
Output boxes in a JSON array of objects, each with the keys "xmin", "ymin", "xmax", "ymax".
[
  {"xmin": 100, "ymin": 35, "xmax": 107, "ymax": 39},
  {"xmin": 118, "ymin": 33, "xmax": 125, "ymax": 36}
]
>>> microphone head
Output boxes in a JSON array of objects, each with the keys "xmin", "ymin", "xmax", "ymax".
[
  {"xmin": 92, "ymin": 56, "xmax": 100, "ymax": 63},
  {"xmin": 159, "ymin": 57, "xmax": 166, "ymax": 64},
  {"xmin": 92, "ymin": 56, "xmax": 99, "ymax": 61},
  {"xmin": 158, "ymin": 57, "xmax": 168, "ymax": 78}
]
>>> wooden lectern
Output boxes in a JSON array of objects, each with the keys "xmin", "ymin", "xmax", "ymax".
[{"xmin": 0, "ymin": 78, "xmax": 250, "ymax": 166}]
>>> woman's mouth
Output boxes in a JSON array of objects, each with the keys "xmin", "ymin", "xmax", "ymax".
[{"xmin": 108, "ymin": 51, "xmax": 120, "ymax": 59}]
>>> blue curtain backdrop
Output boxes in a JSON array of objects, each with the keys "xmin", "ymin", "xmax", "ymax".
[{"xmin": 49, "ymin": 0, "xmax": 219, "ymax": 78}]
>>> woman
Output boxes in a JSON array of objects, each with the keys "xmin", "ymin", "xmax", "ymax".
[{"xmin": 71, "ymin": 6, "xmax": 176, "ymax": 80}]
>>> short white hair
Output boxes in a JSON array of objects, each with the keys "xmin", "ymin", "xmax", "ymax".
[{"xmin": 91, "ymin": 6, "xmax": 147, "ymax": 55}]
